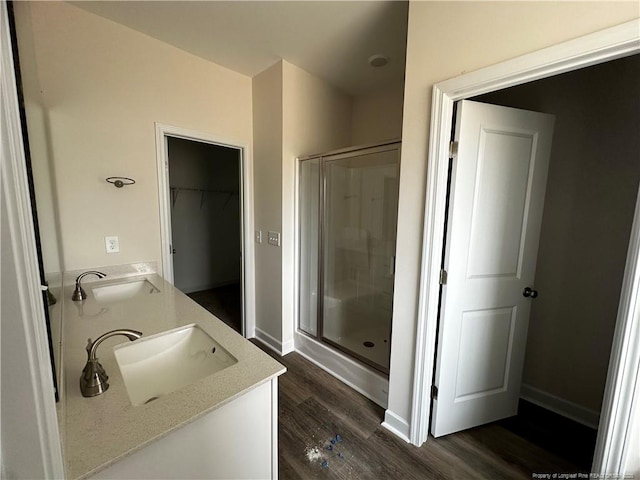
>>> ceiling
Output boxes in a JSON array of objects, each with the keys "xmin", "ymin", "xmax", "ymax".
[{"xmin": 70, "ymin": 1, "xmax": 409, "ymax": 96}]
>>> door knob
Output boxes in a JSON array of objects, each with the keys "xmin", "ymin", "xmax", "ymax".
[
  {"xmin": 523, "ymin": 287, "xmax": 538, "ymax": 298},
  {"xmin": 172, "ymin": 248, "xmax": 176, "ymax": 254}
]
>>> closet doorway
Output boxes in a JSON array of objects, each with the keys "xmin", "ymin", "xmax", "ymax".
[{"xmin": 156, "ymin": 125, "xmax": 247, "ymax": 336}]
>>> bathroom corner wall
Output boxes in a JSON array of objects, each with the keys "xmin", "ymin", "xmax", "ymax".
[
  {"xmin": 252, "ymin": 62, "xmax": 284, "ymax": 346},
  {"xmin": 13, "ymin": 1, "xmax": 253, "ymax": 274},
  {"xmin": 253, "ymin": 59, "xmax": 402, "ymax": 353},
  {"xmin": 351, "ymin": 84, "xmax": 404, "ymax": 146},
  {"xmin": 282, "ymin": 61, "xmax": 353, "ymax": 352},
  {"xmin": 252, "ymin": 59, "xmax": 352, "ymax": 352}
]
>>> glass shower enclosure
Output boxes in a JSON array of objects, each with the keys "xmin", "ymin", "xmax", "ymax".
[{"xmin": 298, "ymin": 142, "xmax": 400, "ymax": 374}]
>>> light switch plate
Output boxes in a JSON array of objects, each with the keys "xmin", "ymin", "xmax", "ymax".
[
  {"xmin": 105, "ymin": 236, "xmax": 120, "ymax": 253},
  {"xmin": 267, "ymin": 231, "xmax": 280, "ymax": 247}
]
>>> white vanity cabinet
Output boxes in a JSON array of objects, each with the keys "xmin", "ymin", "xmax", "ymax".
[
  {"xmin": 91, "ymin": 379, "xmax": 278, "ymax": 479},
  {"xmin": 61, "ymin": 271, "xmax": 285, "ymax": 480}
]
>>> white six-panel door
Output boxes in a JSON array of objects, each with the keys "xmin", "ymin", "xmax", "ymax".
[{"xmin": 431, "ymin": 100, "xmax": 555, "ymax": 437}]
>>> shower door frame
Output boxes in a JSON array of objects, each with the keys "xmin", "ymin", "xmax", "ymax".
[{"xmin": 298, "ymin": 140, "xmax": 401, "ymax": 376}]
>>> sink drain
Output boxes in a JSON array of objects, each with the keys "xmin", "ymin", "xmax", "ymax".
[{"xmin": 363, "ymin": 341, "xmax": 375, "ymax": 348}]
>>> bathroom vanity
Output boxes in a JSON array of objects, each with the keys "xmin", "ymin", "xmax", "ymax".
[{"xmin": 59, "ymin": 264, "xmax": 285, "ymax": 479}]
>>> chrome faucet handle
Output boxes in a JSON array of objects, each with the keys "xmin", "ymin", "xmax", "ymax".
[
  {"xmin": 71, "ymin": 271, "xmax": 106, "ymax": 301},
  {"xmin": 80, "ymin": 329, "xmax": 142, "ymax": 397}
]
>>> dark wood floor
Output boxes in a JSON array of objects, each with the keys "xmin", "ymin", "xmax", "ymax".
[
  {"xmin": 253, "ymin": 342, "xmax": 590, "ymax": 479},
  {"xmin": 187, "ymin": 283, "xmax": 242, "ymax": 333},
  {"xmin": 497, "ymin": 399, "xmax": 597, "ymax": 470}
]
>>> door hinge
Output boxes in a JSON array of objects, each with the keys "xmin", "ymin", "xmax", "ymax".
[
  {"xmin": 449, "ymin": 141, "xmax": 459, "ymax": 159},
  {"xmin": 439, "ymin": 269, "xmax": 448, "ymax": 285},
  {"xmin": 431, "ymin": 385, "xmax": 439, "ymax": 400}
]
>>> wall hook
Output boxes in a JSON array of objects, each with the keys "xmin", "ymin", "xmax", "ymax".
[{"xmin": 106, "ymin": 177, "xmax": 136, "ymax": 188}]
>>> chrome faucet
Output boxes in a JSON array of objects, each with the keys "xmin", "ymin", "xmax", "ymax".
[
  {"xmin": 80, "ymin": 329, "xmax": 142, "ymax": 397},
  {"xmin": 71, "ymin": 271, "xmax": 106, "ymax": 301}
]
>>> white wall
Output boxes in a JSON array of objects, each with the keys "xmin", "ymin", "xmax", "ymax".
[
  {"xmin": 351, "ymin": 84, "xmax": 404, "ymax": 146},
  {"xmin": 13, "ymin": 1, "xmax": 253, "ymax": 274},
  {"xmin": 390, "ymin": 0, "xmax": 640, "ymax": 432},
  {"xmin": 168, "ymin": 138, "xmax": 241, "ymax": 293},
  {"xmin": 252, "ymin": 62, "xmax": 284, "ymax": 344},
  {"xmin": 476, "ymin": 55, "xmax": 640, "ymax": 416}
]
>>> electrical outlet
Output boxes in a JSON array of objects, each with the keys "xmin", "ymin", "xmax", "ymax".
[
  {"xmin": 255, "ymin": 230, "xmax": 262, "ymax": 244},
  {"xmin": 105, "ymin": 236, "xmax": 120, "ymax": 253},
  {"xmin": 267, "ymin": 231, "xmax": 280, "ymax": 247}
]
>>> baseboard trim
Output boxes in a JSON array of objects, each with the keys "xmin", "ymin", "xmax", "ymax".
[
  {"xmin": 382, "ymin": 410, "xmax": 411, "ymax": 443},
  {"xmin": 281, "ymin": 338, "xmax": 294, "ymax": 355},
  {"xmin": 520, "ymin": 383, "xmax": 600, "ymax": 429},
  {"xmin": 254, "ymin": 327, "xmax": 284, "ymax": 355},
  {"xmin": 294, "ymin": 332, "xmax": 389, "ymax": 409}
]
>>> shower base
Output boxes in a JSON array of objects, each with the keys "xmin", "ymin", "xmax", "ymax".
[{"xmin": 323, "ymin": 324, "xmax": 390, "ymax": 371}]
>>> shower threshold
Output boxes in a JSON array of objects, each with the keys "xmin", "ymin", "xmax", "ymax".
[{"xmin": 294, "ymin": 331, "xmax": 389, "ymax": 408}]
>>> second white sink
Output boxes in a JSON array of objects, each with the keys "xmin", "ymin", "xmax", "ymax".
[
  {"xmin": 113, "ymin": 324, "xmax": 237, "ymax": 406},
  {"xmin": 92, "ymin": 279, "xmax": 159, "ymax": 303}
]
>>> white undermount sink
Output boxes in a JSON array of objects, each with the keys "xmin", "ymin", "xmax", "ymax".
[
  {"xmin": 91, "ymin": 279, "xmax": 159, "ymax": 303},
  {"xmin": 113, "ymin": 324, "xmax": 237, "ymax": 406}
]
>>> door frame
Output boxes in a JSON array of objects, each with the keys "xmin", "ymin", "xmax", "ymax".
[
  {"xmin": 411, "ymin": 19, "xmax": 640, "ymax": 474},
  {"xmin": 155, "ymin": 123, "xmax": 255, "ymax": 338}
]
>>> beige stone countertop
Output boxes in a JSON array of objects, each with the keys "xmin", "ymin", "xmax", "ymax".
[{"xmin": 60, "ymin": 269, "xmax": 285, "ymax": 480}]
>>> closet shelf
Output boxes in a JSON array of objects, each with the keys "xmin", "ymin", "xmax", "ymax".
[{"xmin": 170, "ymin": 186, "xmax": 239, "ymax": 209}]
